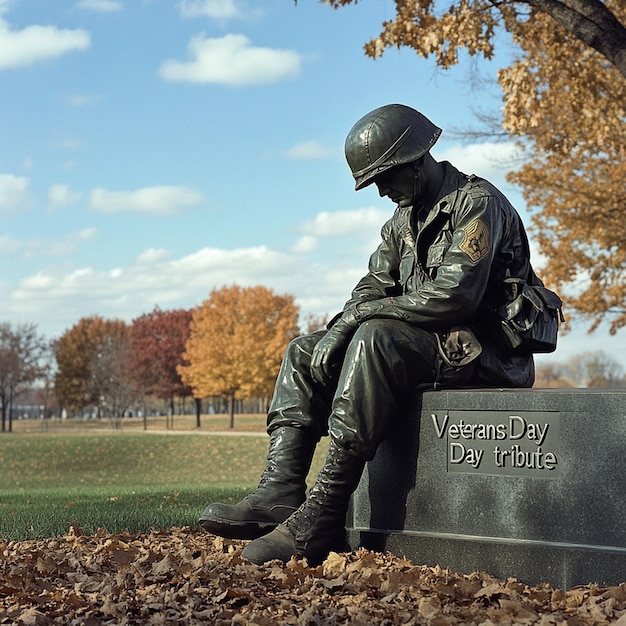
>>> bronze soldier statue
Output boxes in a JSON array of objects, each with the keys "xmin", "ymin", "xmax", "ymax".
[{"xmin": 199, "ymin": 104, "xmax": 546, "ymax": 565}]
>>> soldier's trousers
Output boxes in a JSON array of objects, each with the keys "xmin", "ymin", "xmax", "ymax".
[{"xmin": 267, "ymin": 319, "xmax": 476, "ymax": 460}]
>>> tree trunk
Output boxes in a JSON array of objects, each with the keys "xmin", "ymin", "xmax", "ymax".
[
  {"xmin": 526, "ymin": 0, "xmax": 626, "ymax": 78},
  {"xmin": 195, "ymin": 397, "xmax": 202, "ymax": 428},
  {"xmin": 169, "ymin": 396, "xmax": 175, "ymax": 430},
  {"xmin": 229, "ymin": 392, "xmax": 235, "ymax": 429}
]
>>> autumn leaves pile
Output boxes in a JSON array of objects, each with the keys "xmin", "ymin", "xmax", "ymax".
[{"xmin": 2, "ymin": 525, "xmax": 625, "ymax": 625}]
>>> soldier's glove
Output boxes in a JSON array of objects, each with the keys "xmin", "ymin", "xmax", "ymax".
[{"xmin": 310, "ymin": 312, "xmax": 357, "ymax": 385}]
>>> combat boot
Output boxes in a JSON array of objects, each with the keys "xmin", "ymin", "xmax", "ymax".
[
  {"xmin": 241, "ymin": 439, "xmax": 365, "ymax": 565},
  {"xmin": 199, "ymin": 426, "xmax": 317, "ymax": 540}
]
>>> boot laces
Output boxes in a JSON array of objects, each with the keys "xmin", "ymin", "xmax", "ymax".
[{"xmin": 284, "ymin": 500, "xmax": 318, "ymax": 538}]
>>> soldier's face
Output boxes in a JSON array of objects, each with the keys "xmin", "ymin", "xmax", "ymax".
[{"xmin": 374, "ymin": 160, "xmax": 424, "ymax": 207}]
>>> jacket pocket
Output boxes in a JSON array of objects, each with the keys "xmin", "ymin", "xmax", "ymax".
[{"xmin": 426, "ymin": 244, "xmax": 446, "ymax": 275}]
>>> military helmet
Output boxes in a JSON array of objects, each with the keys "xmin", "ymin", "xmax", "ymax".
[{"xmin": 345, "ymin": 104, "xmax": 442, "ymax": 190}]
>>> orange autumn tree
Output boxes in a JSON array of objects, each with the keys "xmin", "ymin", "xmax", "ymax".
[
  {"xmin": 324, "ymin": 0, "xmax": 626, "ymax": 333},
  {"xmin": 499, "ymin": 9, "xmax": 626, "ymax": 333},
  {"xmin": 325, "ymin": 0, "xmax": 625, "ymax": 77},
  {"xmin": 178, "ymin": 285, "xmax": 300, "ymax": 428}
]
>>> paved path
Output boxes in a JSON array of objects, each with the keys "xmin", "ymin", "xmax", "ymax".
[{"xmin": 140, "ymin": 429, "xmax": 267, "ymax": 437}]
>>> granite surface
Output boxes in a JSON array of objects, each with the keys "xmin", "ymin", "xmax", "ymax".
[{"xmin": 346, "ymin": 388, "xmax": 626, "ymax": 589}]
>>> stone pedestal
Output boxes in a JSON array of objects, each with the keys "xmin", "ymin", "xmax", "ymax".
[{"xmin": 346, "ymin": 388, "xmax": 626, "ymax": 590}]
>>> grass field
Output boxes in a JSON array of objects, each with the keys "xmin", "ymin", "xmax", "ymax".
[{"xmin": 0, "ymin": 415, "xmax": 329, "ymax": 541}]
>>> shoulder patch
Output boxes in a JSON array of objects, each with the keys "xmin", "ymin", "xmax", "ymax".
[{"xmin": 459, "ymin": 219, "xmax": 490, "ymax": 262}]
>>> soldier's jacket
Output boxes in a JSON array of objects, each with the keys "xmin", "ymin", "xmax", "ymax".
[{"xmin": 340, "ymin": 161, "xmax": 536, "ymax": 388}]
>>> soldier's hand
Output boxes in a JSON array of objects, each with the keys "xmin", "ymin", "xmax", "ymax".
[{"xmin": 310, "ymin": 314, "xmax": 357, "ymax": 384}]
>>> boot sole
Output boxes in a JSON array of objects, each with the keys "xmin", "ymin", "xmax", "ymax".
[{"xmin": 198, "ymin": 516, "xmax": 279, "ymax": 540}]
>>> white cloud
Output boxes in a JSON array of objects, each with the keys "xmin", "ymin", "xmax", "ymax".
[
  {"xmin": 72, "ymin": 227, "xmax": 98, "ymax": 242},
  {"xmin": 170, "ymin": 246, "xmax": 297, "ymax": 286},
  {"xmin": 3, "ymin": 221, "xmax": 375, "ymax": 334},
  {"xmin": 301, "ymin": 207, "xmax": 388, "ymax": 237},
  {"xmin": 48, "ymin": 183, "xmax": 81, "ymax": 210},
  {"xmin": 0, "ymin": 173, "xmax": 30, "ymax": 214},
  {"xmin": 17, "ymin": 229, "xmax": 98, "ymax": 259},
  {"xmin": 89, "ymin": 185, "xmax": 203, "ymax": 215},
  {"xmin": 178, "ymin": 0, "xmax": 247, "ymax": 19},
  {"xmin": 76, "ymin": 0, "xmax": 123, "ymax": 11},
  {"xmin": 286, "ymin": 140, "xmax": 335, "ymax": 160},
  {"xmin": 46, "ymin": 228, "xmax": 98, "ymax": 257},
  {"xmin": 437, "ymin": 141, "xmax": 523, "ymax": 190},
  {"xmin": 291, "ymin": 235, "xmax": 317, "ymax": 254},
  {"xmin": 159, "ymin": 33, "xmax": 301, "ymax": 86},
  {"xmin": 7, "ymin": 245, "xmax": 312, "ymax": 334},
  {"xmin": 1, "ymin": 208, "xmax": 388, "ymax": 339},
  {"xmin": 0, "ymin": 228, "xmax": 98, "ymax": 261},
  {"xmin": 0, "ymin": 235, "xmax": 22, "ymax": 256},
  {"xmin": 0, "ymin": 18, "xmax": 90, "ymax": 71},
  {"xmin": 137, "ymin": 248, "xmax": 172, "ymax": 264}
]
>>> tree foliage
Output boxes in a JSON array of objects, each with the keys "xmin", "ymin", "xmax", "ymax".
[
  {"xmin": 129, "ymin": 306, "xmax": 194, "ymax": 409},
  {"xmin": 54, "ymin": 316, "xmax": 134, "ymax": 416},
  {"xmin": 325, "ymin": 0, "xmax": 626, "ymax": 332},
  {"xmin": 500, "ymin": 6, "xmax": 626, "ymax": 333},
  {"xmin": 178, "ymin": 285, "xmax": 300, "ymax": 426},
  {"xmin": 91, "ymin": 323, "xmax": 136, "ymax": 418},
  {"xmin": 0, "ymin": 322, "xmax": 48, "ymax": 432},
  {"xmin": 535, "ymin": 350, "xmax": 625, "ymax": 387},
  {"xmin": 325, "ymin": 0, "xmax": 625, "ymax": 77},
  {"xmin": 303, "ymin": 313, "xmax": 331, "ymax": 333}
]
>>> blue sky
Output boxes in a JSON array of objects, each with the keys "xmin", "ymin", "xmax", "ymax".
[{"xmin": 1, "ymin": 0, "xmax": 624, "ymax": 372}]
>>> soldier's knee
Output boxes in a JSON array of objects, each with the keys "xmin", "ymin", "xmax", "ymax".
[
  {"xmin": 285, "ymin": 330, "xmax": 325, "ymax": 361},
  {"xmin": 352, "ymin": 319, "xmax": 391, "ymax": 348}
]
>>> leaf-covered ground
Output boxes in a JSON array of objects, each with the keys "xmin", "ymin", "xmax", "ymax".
[{"xmin": 1, "ymin": 526, "xmax": 625, "ymax": 625}]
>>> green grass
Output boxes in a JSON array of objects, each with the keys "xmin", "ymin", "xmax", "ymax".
[{"xmin": 0, "ymin": 431, "xmax": 329, "ymax": 541}]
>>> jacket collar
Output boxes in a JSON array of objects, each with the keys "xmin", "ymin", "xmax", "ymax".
[{"xmin": 397, "ymin": 161, "xmax": 466, "ymax": 245}]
